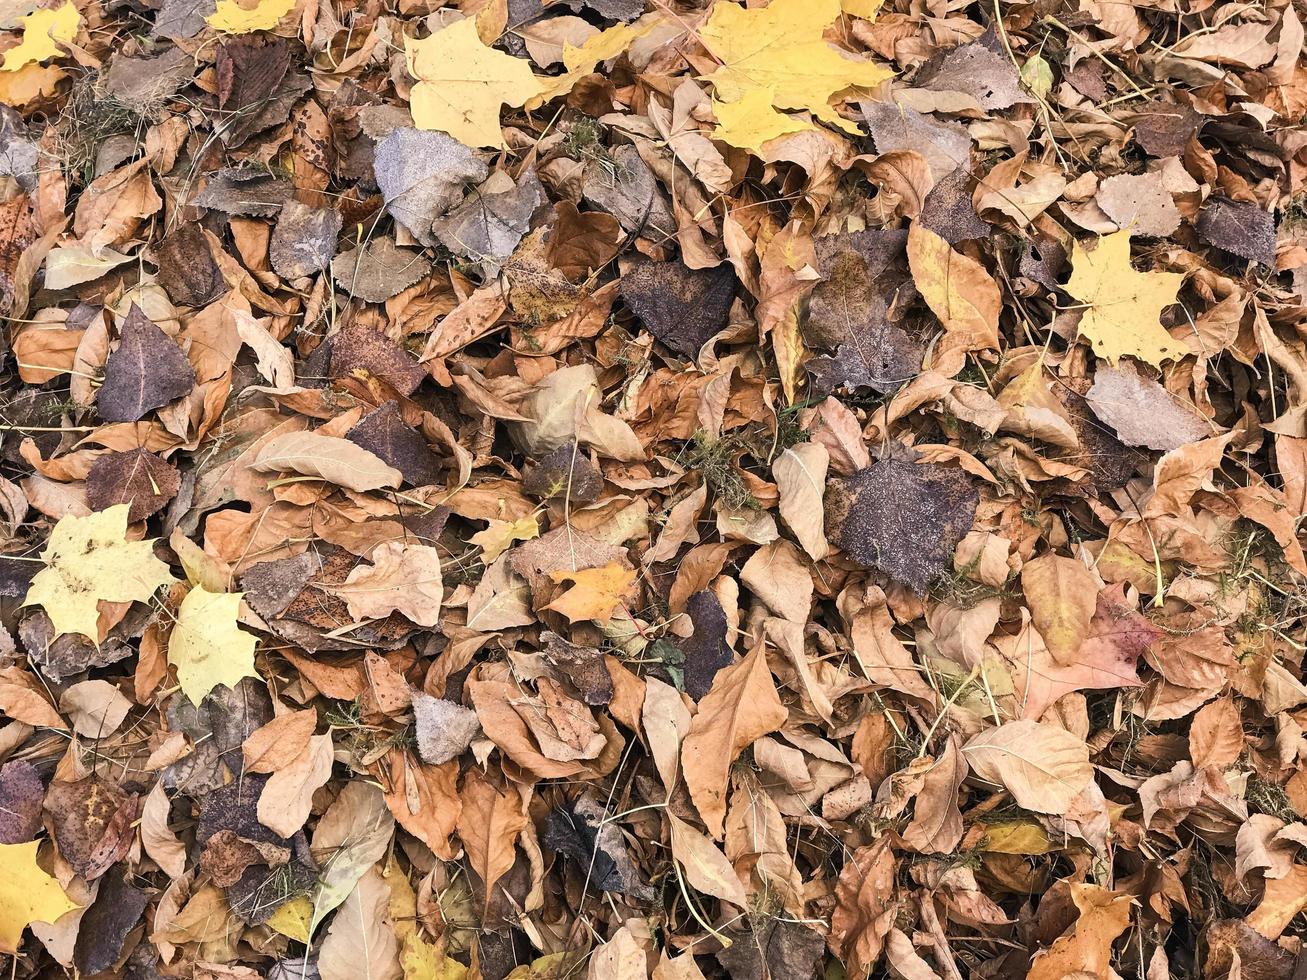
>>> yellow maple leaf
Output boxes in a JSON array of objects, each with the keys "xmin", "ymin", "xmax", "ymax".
[
  {"xmin": 699, "ymin": 0, "xmax": 892, "ymax": 134},
  {"xmin": 0, "ymin": 841, "xmax": 80, "ymax": 953},
  {"xmin": 207, "ymin": 0, "xmax": 295, "ymax": 34},
  {"xmin": 841, "ymin": 0, "xmax": 885, "ymax": 18},
  {"xmin": 1064, "ymin": 231, "xmax": 1188, "ymax": 367},
  {"xmin": 168, "ymin": 586, "xmax": 259, "ymax": 706},
  {"xmin": 24, "ymin": 505, "xmax": 176, "ymax": 640},
  {"xmin": 529, "ymin": 19, "xmax": 653, "ymax": 108},
  {"xmin": 469, "ymin": 516, "xmax": 539, "ymax": 564},
  {"xmin": 0, "ymin": 2, "xmax": 78, "ymax": 73},
  {"xmin": 545, "ymin": 562, "xmax": 636, "ymax": 624},
  {"xmin": 0, "ymin": 62, "xmax": 64, "ymax": 106},
  {"xmin": 405, "ymin": 18, "xmax": 543, "ymax": 150},
  {"xmin": 712, "ymin": 87, "xmax": 814, "ymax": 155},
  {"xmin": 265, "ymin": 895, "xmax": 312, "ymax": 943}
]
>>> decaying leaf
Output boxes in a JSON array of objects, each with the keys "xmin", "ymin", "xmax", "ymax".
[
  {"xmin": 825, "ymin": 452, "xmax": 978, "ymax": 592},
  {"xmin": 0, "ymin": 0, "xmax": 1303, "ymax": 974}
]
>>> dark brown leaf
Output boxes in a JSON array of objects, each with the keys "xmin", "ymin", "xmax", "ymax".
[
  {"xmin": 97, "ymin": 305, "xmax": 196, "ymax": 422},
  {"xmin": 86, "ymin": 449, "xmax": 181, "ymax": 521},
  {"xmin": 620, "ymin": 259, "xmax": 737, "ymax": 358},
  {"xmin": 825, "ymin": 450, "xmax": 978, "ymax": 592}
]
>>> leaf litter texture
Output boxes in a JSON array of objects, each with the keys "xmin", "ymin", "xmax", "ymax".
[{"xmin": 0, "ymin": 0, "xmax": 1304, "ymax": 977}]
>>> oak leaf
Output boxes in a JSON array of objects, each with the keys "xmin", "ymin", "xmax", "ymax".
[
  {"xmin": 24, "ymin": 504, "xmax": 175, "ymax": 640},
  {"xmin": 1026, "ymin": 884, "xmax": 1134, "ymax": 980}
]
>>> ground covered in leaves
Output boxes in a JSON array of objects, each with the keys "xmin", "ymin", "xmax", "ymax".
[{"xmin": 0, "ymin": 0, "xmax": 1303, "ymax": 975}]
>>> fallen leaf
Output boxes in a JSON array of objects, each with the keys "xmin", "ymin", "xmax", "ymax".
[
  {"xmin": 825, "ymin": 452, "xmax": 978, "ymax": 593},
  {"xmin": 405, "ymin": 19, "xmax": 542, "ymax": 149},
  {"xmin": 907, "ymin": 222, "xmax": 1000, "ymax": 349},
  {"xmin": 327, "ymin": 542, "xmax": 443, "ymax": 627},
  {"xmin": 772, "ymin": 442, "xmax": 829, "ymax": 561},
  {"xmin": 207, "ymin": 0, "xmax": 295, "ymax": 34},
  {"xmin": 668, "ymin": 812, "xmax": 748, "ymax": 907},
  {"xmin": 545, "ymin": 561, "xmax": 636, "ymax": 624},
  {"xmin": 251, "ymin": 430, "xmax": 403, "ymax": 493},
  {"xmin": 0, "ymin": 2, "xmax": 77, "ymax": 72},
  {"xmin": 1026, "ymin": 884, "xmax": 1134, "ymax": 980},
  {"xmin": 1086, "ymin": 362, "xmax": 1212, "ymax": 451},
  {"xmin": 1064, "ymin": 231, "xmax": 1187, "ymax": 366},
  {"xmin": 319, "ymin": 865, "xmax": 402, "ymax": 980},
  {"xmin": 961, "ymin": 720, "xmax": 1094, "ymax": 813},
  {"xmin": 97, "ymin": 305, "xmax": 196, "ymax": 422},
  {"xmin": 24, "ymin": 504, "xmax": 175, "ymax": 639},
  {"xmin": 168, "ymin": 586, "xmax": 259, "ymax": 706},
  {"xmin": 1020, "ymin": 553, "xmax": 1096, "ymax": 665},
  {"xmin": 682, "ymin": 644, "xmax": 788, "ymax": 838},
  {"xmin": 0, "ymin": 841, "xmax": 80, "ymax": 953},
  {"xmin": 699, "ymin": 0, "xmax": 892, "ymax": 134}
]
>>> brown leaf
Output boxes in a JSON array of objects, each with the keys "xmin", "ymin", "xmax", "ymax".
[
  {"xmin": 1020, "ymin": 553, "xmax": 1097, "ymax": 665},
  {"xmin": 1188, "ymin": 697, "xmax": 1243, "ymax": 769},
  {"xmin": 97, "ymin": 305, "xmax": 196, "ymax": 422},
  {"xmin": 829, "ymin": 838, "xmax": 896, "ymax": 977},
  {"xmin": 961, "ymin": 720, "xmax": 1094, "ymax": 814},
  {"xmin": 242, "ymin": 708, "xmax": 317, "ymax": 774},
  {"xmin": 682, "ymin": 643, "xmax": 788, "ymax": 839},
  {"xmin": 1026, "ymin": 884, "xmax": 1133, "ymax": 980},
  {"xmin": 457, "ymin": 773, "xmax": 527, "ymax": 915},
  {"xmin": 86, "ymin": 449, "xmax": 180, "ymax": 522}
]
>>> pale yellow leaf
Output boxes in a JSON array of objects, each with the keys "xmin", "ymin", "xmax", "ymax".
[
  {"xmin": 700, "ymin": 0, "xmax": 892, "ymax": 134},
  {"xmin": 712, "ymin": 88, "xmax": 814, "ymax": 156},
  {"xmin": 0, "ymin": 2, "xmax": 77, "ymax": 72},
  {"xmin": 168, "ymin": 586, "xmax": 259, "ymax": 706},
  {"xmin": 24, "ymin": 504, "xmax": 175, "ymax": 639},
  {"xmin": 207, "ymin": 0, "xmax": 295, "ymax": 34},
  {"xmin": 961, "ymin": 720, "xmax": 1093, "ymax": 814},
  {"xmin": 0, "ymin": 841, "xmax": 79, "ymax": 953},
  {"xmin": 406, "ymin": 18, "xmax": 542, "ymax": 149}
]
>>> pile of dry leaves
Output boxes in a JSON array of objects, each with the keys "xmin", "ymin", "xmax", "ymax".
[{"xmin": 0, "ymin": 0, "xmax": 1304, "ymax": 975}]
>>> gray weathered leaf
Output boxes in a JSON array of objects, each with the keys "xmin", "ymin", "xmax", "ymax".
[
  {"xmin": 1086, "ymin": 362, "xmax": 1213, "ymax": 451},
  {"xmin": 433, "ymin": 170, "xmax": 544, "ymax": 277},
  {"xmin": 374, "ymin": 128, "xmax": 489, "ymax": 246},
  {"xmin": 97, "ymin": 305, "xmax": 196, "ymax": 422}
]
